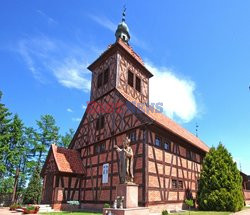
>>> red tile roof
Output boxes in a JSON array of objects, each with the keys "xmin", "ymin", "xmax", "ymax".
[
  {"xmin": 88, "ymin": 39, "xmax": 153, "ymax": 78},
  {"xmin": 116, "ymin": 39, "xmax": 144, "ymax": 65},
  {"xmin": 117, "ymin": 89, "xmax": 209, "ymax": 153},
  {"xmin": 51, "ymin": 144, "xmax": 85, "ymax": 174}
]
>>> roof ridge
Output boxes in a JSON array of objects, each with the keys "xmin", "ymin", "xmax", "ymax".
[{"xmin": 116, "ymin": 89, "xmax": 209, "ymax": 152}]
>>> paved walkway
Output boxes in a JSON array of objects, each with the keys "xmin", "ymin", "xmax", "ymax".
[
  {"xmin": 231, "ymin": 208, "xmax": 250, "ymax": 215},
  {"xmin": 0, "ymin": 208, "xmax": 22, "ymax": 215}
]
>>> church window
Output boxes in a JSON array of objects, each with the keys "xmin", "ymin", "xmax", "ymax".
[
  {"xmin": 128, "ymin": 70, "xmax": 134, "ymax": 87},
  {"xmin": 128, "ymin": 130, "xmax": 136, "ymax": 142},
  {"xmin": 192, "ymin": 152, "xmax": 197, "ymax": 162},
  {"xmin": 155, "ymin": 136, "xmax": 161, "ymax": 147},
  {"xmin": 172, "ymin": 179, "xmax": 177, "ymax": 189},
  {"xmin": 164, "ymin": 140, "xmax": 170, "ymax": 151},
  {"xmin": 94, "ymin": 144, "xmax": 100, "ymax": 154},
  {"xmin": 178, "ymin": 180, "xmax": 183, "ymax": 189},
  {"xmin": 100, "ymin": 142, "xmax": 106, "ymax": 152},
  {"xmin": 186, "ymin": 149, "xmax": 191, "ymax": 159},
  {"xmin": 135, "ymin": 76, "xmax": 141, "ymax": 92}
]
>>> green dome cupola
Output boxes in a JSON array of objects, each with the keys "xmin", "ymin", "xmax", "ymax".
[{"xmin": 115, "ymin": 8, "xmax": 130, "ymax": 44}]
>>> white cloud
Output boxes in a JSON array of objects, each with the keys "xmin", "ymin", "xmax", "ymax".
[
  {"xmin": 50, "ymin": 58, "xmax": 91, "ymax": 92},
  {"xmin": 67, "ymin": 108, "xmax": 73, "ymax": 112},
  {"xmin": 82, "ymin": 105, "xmax": 87, "ymax": 109},
  {"xmin": 146, "ymin": 62, "xmax": 198, "ymax": 123},
  {"xmin": 88, "ymin": 14, "xmax": 116, "ymax": 32},
  {"xmin": 37, "ymin": 10, "xmax": 57, "ymax": 25},
  {"xmin": 72, "ymin": 117, "xmax": 81, "ymax": 122},
  {"xmin": 17, "ymin": 36, "xmax": 91, "ymax": 92}
]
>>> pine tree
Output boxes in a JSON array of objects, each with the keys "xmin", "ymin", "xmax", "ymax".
[
  {"xmin": 0, "ymin": 91, "xmax": 12, "ymax": 177},
  {"xmin": 35, "ymin": 115, "xmax": 59, "ymax": 165},
  {"xmin": 197, "ymin": 143, "xmax": 244, "ymax": 212},
  {"xmin": 7, "ymin": 114, "xmax": 24, "ymax": 174},
  {"xmin": 23, "ymin": 166, "xmax": 42, "ymax": 204},
  {"xmin": 58, "ymin": 128, "xmax": 74, "ymax": 147}
]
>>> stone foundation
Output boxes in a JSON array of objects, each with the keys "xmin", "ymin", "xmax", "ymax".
[
  {"xmin": 52, "ymin": 203, "xmax": 79, "ymax": 211},
  {"xmin": 148, "ymin": 203, "xmax": 184, "ymax": 213}
]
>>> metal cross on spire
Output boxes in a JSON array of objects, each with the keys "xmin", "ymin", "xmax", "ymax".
[
  {"xmin": 195, "ymin": 123, "xmax": 199, "ymax": 137},
  {"xmin": 122, "ymin": 5, "xmax": 126, "ymax": 22}
]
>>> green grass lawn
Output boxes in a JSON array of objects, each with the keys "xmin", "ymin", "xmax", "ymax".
[
  {"xmin": 40, "ymin": 212, "xmax": 102, "ymax": 215},
  {"xmin": 40, "ymin": 211, "xmax": 231, "ymax": 215},
  {"xmin": 177, "ymin": 211, "xmax": 231, "ymax": 215}
]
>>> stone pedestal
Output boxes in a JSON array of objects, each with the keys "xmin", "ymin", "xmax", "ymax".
[
  {"xmin": 116, "ymin": 183, "xmax": 138, "ymax": 208},
  {"xmin": 103, "ymin": 207, "xmax": 149, "ymax": 215},
  {"xmin": 103, "ymin": 183, "xmax": 149, "ymax": 215}
]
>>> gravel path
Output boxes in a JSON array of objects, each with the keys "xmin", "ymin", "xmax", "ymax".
[{"xmin": 0, "ymin": 208, "xmax": 22, "ymax": 215}]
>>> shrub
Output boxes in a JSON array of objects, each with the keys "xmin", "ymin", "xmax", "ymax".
[
  {"xmin": 9, "ymin": 203, "xmax": 21, "ymax": 211},
  {"xmin": 23, "ymin": 205, "xmax": 39, "ymax": 214},
  {"xmin": 185, "ymin": 199, "xmax": 194, "ymax": 215},
  {"xmin": 26, "ymin": 205, "xmax": 36, "ymax": 211},
  {"xmin": 197, "ymin": 143, "xmax": 244, "ymax": 212},
  {"xmin": 185, "ymin": 199, "xmax": 194, "ymax": 207},
  {"xmin": 103, "ymin": 203, "xmax": 110, "ymax": 208},
  {"xmin": 162, "ymin": 210, "xmax": 169, "ymax": 215}
]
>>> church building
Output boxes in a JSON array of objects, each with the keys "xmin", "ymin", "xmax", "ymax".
[{"xmin": 41, "ymin": 12, "xmax": 250, "ymax": 212}]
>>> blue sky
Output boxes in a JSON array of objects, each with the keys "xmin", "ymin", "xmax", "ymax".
[{"xmin": 1, "ymin": 1, "xmax": 250, "ymax": 174}]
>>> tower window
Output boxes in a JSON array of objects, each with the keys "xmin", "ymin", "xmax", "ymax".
[
  {"xmin": 97, "ymin": 67, "xmax": 109, "ymax": 89},
  {"xmin": 135, "ymin": 76, "xmax": 141, "ymax": 92},
  {"xmin": 97, "ymin": 73, "xmax": 103, "ymax": 88},
  {"xmin": 128, "ymin": 70, "xmax": 134, "ymax": 87},
  {"xmin": 103, "ymin": 68, "xmax": 109, "ymax": 85}
]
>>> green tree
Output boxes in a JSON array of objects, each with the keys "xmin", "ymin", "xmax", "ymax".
[
  {"xmin": 35, "ymin": 115, "xmax": 59, "ymax": 165},
  {"xmin": 0, "ymin": 177, "xmax": 14, "ymax": 193},
  {"xmin": 58, "ymin": 128, "xmax": 74, "ymax": 148},
  {"xmin": 0, "ymin": 91, "xmax": 12, "ymax": 177},
  {"xmin": 6, "ymin": 115, "xmax": 24, "ymax": 174},
  {"xmin": 23, "ymin": 166, "xmax": 42, "ymax": 204},
  {"xmin": 197, "ymin": 143, "xmax": 244, "ymax": 212}
]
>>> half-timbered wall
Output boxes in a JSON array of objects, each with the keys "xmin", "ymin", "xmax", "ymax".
[
  {"xmin": 72, "ymin": 90, "xmax": 146, "ymax": 150},
  {"xmin": 117, "ymin": 51, "xmax": 149, "ymax": 104},
  {"xmin": 146, "ymin": 127, "xmax": 204, "ymax": 211},
  {"xmin": 70, "ymin": 90, "xmax": 150, "ymax": 207},
  {"xmin": 90, "ymin": 53, "xmax": 117, "ymax": 101},
  {"xmin": 53, "ymin": 175, "xmax": 81, "ymax": 202},
  {"xmin": 80, "ymin": 130, "xmax": 146, "ymax": 206}
]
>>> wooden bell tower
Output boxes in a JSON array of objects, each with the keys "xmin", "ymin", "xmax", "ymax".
[{"xmin": 88, "ymin": 10, "xmax": 153, "ymax": 104}]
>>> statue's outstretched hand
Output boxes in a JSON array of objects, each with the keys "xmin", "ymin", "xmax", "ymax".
[{"xmin": 114, "ymin": 145, "xmax": 121, "ymax": 152}]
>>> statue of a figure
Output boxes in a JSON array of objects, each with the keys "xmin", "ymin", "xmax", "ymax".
[{"xmin": 114, "ymin": 136, "xmax": 134, "ymax": 184}]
